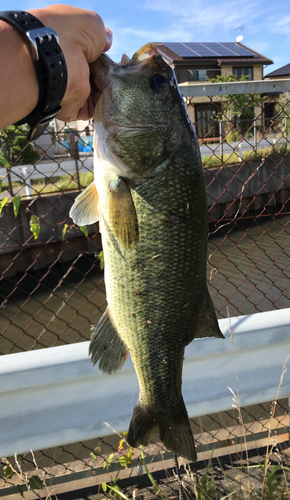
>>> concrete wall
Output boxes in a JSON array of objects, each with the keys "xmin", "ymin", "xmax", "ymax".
[
  {"xmin": 205, "ymin": 158, "xmax": 290, "ymax": 221},
  {"xmin": 221, "ymin": 65, "xmax": 233, "ymax": 78},
  {"xmin": 0, "ymin": 158, "xmax": 289, "ymax": 277},
  {"xmin": 0, "ymin": 191, "xmax": 101, "ymax": 277},
  {"xmin": 254, "ymin": 65, "xmax": 263, "ymax": 80}
]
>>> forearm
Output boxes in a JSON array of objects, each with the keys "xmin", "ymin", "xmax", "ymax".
[
  {"xmin": 0, "ymin": 20, "xmax": 39, "ymax": 130},
  {"xmin": 0, "ymin": 6, "xmax": 112, "ymax": 133}
]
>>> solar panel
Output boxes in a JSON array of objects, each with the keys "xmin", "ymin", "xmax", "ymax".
[
  {"xmin": 220, "ymin": 43, "xmax": 256, "ymax": 57},
  {"xmin": 163, "ymin": 42, "xmax": 256, "ymax": 58},
  {"xmin": 164, "ymin": 43, "xmax": 200, "ymax": 57}
]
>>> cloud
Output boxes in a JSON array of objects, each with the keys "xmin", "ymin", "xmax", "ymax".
[
  {"xmin": 267, "ymin": 14, "xmax": 290, "ymax": 35},
  {"xmin": 105, "ymin": 21, "xmax": 193, "ymax": 61},
  {"xmin": 143, "ymin": 0, "xmax": 261, "ymax": 33}
]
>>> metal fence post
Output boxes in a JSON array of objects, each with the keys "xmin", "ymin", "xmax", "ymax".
[
  {"xmin": 254, "ymin": 119, "xmax": 257, "ymax": 151},
  {"xmin": 219, "ymin": 120, "xmax": 223, "ymax": 163},
  {"xmin": 0, "ymin": 135, "xmax": 13, "ymax": 196}
]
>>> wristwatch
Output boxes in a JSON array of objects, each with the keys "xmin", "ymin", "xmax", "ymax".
[{"xmin": 0, "ymin": 11, "xmax": 68, "ymax": 140}]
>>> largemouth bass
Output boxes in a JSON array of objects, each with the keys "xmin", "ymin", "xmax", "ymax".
[{"xmin": 70, "ymin": 43, "xmax": 224, "ymax": 462}]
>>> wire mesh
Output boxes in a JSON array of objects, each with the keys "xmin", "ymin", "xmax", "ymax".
[{"xmin": 0, "ymin": 87, "xmax": 290, "ymax": 496}]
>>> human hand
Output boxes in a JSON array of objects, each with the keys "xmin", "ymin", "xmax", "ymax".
[{"xmin": 29, "ymin": 4, "xmax": 112, "ymax": 122}]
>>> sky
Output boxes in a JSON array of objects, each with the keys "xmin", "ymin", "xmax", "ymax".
[{"xmin": 3, "ymin": 0, "xmax": 290, "ymax": 75}]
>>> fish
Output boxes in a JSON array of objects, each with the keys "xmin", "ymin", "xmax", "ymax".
[{"xmin": 69, "ymin": 43, "xmax": 224, "ymax": 462}]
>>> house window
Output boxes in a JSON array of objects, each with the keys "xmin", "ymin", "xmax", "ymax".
[
  {"xmin": 195, "ymin": 104, "xmax": 221, "ymax": 139},
  {"xmin": 188, "ymin": 69, "xmax": 207, "ymax": 81},
  {"xmin": 233, "ymin": 67, "xmax": 253, "ymax": 80}
]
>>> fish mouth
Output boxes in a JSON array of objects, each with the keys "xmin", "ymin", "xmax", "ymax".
[
  {"xmin": 106, "ymin": 122, "xmax": 154, "ymax": 135},
  {"xmin": 94, "ymin": 116, "xmax": 155, "ymax": 138}
]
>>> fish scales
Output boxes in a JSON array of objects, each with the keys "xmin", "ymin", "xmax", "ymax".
[
  {"xmin": 70, "ymin": 43, "xmax": 224, "ymax": 462},
  {"xmin": 99, "ymin": 156, "xmax": 206, "ymax": 412}
]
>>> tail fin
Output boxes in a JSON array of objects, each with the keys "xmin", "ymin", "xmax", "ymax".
[{"xmin": 127, "ymin": 399, "xmax": 197, "ymax": 462}]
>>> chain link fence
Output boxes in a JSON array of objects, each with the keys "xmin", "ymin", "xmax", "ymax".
[{"xmin": 0, "ymin": 85, "xmax": 290, "ymax": 497}]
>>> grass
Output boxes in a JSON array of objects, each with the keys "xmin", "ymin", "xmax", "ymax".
[
  {"xmin": 1, "ymin": 144, "xmax": 289, "ymax": 196},
  {"xmin": 202, "ymin": 144, "xmax": 290, "ymax": 169},
  {"xmin": 30, "ymin": 171, "xmax": 94, "ymax": 195},
  {"xmin": 0, "ymin": 171, "xmax": 94, "ymax": 196},
  {"xmin": 2, "ymin": 352, "xmax": 290, "ymax": 499},
  {"xmin": 90, "ymin": 315, "xmax": 290, "ymax": 500}
]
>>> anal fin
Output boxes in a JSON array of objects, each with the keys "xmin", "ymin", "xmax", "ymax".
[
  {"xmin": 69, "ymin": 182, "xmax": 100, "ymax": 226},
  {"xmin": 89, "ymin": 307, "xmax": 129, "ymax": 374}
]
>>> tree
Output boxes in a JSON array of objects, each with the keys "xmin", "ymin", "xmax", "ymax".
[
  {"xmin": 208, "ymin": 74, "xmax": 266, "ymax": 136},
  {"xmin": 274, "ymin": 91, "xmax": 290, "ymax": 135},
  {"xmin": 0, "ymin": 125, "xmax": 40, "ymax": 167}
]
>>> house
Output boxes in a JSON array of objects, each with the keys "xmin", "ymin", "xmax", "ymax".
[
  {"xmin": 263, "ymin": 64, "xmax": 290, "ymax": 131},
  {"xmin": 154, "ymin": 42, "xmax": 273, "ymax": 139},
  {"xmin": 264, "ymin": 63, "xmax": 290, "ymax": 80}
]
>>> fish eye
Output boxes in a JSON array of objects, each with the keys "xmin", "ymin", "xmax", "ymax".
[{"xmin": 150, "ymin": 74, "xmax": 167, "ymax": 91}]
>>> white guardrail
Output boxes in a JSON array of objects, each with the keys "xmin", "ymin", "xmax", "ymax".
[{"xmin": 0, "ymin": 308, "xmax": 290, "ymax": 458}]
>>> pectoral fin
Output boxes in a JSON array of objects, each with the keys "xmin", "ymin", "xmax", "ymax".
[
  {"xmin": 194, "ymin": 289, "xmax": 225, "ymax": 340},
  {"xmin": 108, "ymin": 178, "xmax": 138, "ymax": 249},
  {"xmin": 69, "ymin": 182, "xmax": 100, "ymax": 226},
  {"xmin": 89, "ymin": 307, "xmax": 129, "ymax": 374}
]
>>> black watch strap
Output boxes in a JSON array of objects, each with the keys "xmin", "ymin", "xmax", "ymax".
[{"xmin": 0, "ymin": 11, "xmax": 67, "ymax": 140}]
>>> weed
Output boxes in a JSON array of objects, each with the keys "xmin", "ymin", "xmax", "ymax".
[
  {"xmin": 30, "ymin": 171, "xmax": 94, "ymax": 195},
  {"xmin": 102, "ymin": 476, "xmax": 127, "ymax": 500},
  {"xmin": 259, "ymin": 463, "xmax": 286, "ymax": 500},
  {"xmin": 139, "ymin": 448, "xmax": 166, "ymax": 500},
  {"xmin": 202, "ymin": 144, "xmax": 290, "ymax": 169},
  {"xmin": 225, "ymin": 129, "xmax": 241, "ymax": 143},
  {"xmin": 1, "ymin": 451, "xmax": 54, "ymax": 499}
]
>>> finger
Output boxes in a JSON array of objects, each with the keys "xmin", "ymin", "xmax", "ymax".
[{"xmin": 104, "ymin": 27, "xmax": 113, "ymax": 52}]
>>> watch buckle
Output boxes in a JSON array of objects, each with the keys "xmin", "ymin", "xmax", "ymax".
[
  {"xmin": 27, "ymin": 106, "xmax": 61, "ymax": 141},
  {"xmin": 26, "ymin": 27, "xmax": 59, "ymax": 61}
]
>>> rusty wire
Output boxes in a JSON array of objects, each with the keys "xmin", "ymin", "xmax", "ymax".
[{"xmin": 0, "ymin": 91, "xmax": 290, "ymax": 494}]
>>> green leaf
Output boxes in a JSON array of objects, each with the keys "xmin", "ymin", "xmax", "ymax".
[
  {"xmin": 4, "ymin": 465, "xmax": 13, "ymax": 478},
  {"xmin": 118, "ymin": 456, "xmax": 128, "ymax": 468},
  {"xmin": 118, "ymin": 448, "xmax": 133, "ymax": 468},
  {"xmin": 62, "ymin": 223, "xmax": 68, "ymax": 241},
  {"xmin": 99, "ymin": 250, "xmax": 104, "ymax": 270},
  {"xmin": 0, "ymin": 197, "xmax": 8, "ymax": 215},
  {"xmin": 29, "ymin": 215, "xmax": 41, "ymax": 240},
  {"xmin": 140, "ymin": 448, "xmax": 165, "ymax": 500},
  {"xmin": 13, "ymin": 196, "xmax": 21, "ymax": 217},
  {"xmin": 101, "ymin": 482, "xmax": 107, "ymax": 492},
  {"xmin": 79, "ymin": 225, "xmax": 88, "ymax": 237},
  {"xmin": 16, "ymin": 485, "xmax": 24, "ymax": 497},
  {"xmin": 29, "ymin": 475, "xmax": 44, "ymax": 490},
  {"xmin": 0, "ymin": 154, "xmax": 10, "ymax": 168},
  {"xmin": 103, "ymin": 452, "xmax": 114, "ymax": 469},
  {"xmin": 107, "ymin": 485, "xmax": 130, "ymax": 500}
]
